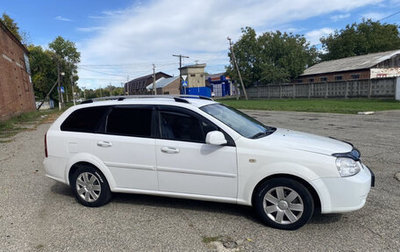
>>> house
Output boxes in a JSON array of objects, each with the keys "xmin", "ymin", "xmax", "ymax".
[
  {"xmin": 146, "ymin": 76, "xmax": 180, "ymax": 95},
  {"xmin": 124, "ymin": 72, "xmax": 171, "ymax": 95},
  {"xmin": 179, "ymin": 63, "xmax": 206, "ymax": 88},
  {"xmin": 179, "ymin": 63, "xmax": 211, "ymax": 96},
  {"xmin": 298, "ymin": 49, "xmax": 400, "ymax": 83},
  {"xmin": 0, "ymin": 20, "xmax": 35, "ymax": 120}
]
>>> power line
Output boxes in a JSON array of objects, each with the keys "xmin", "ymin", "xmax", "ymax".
[
  {"xmin": 79, "ymin": 67, "xmax": 127, "ymax": 77},
  {"xmin": 379, "ymin": 10, "xmax": 400, "ymax": 22}
]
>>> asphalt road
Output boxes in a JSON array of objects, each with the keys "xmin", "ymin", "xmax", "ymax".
[{"xmin": 1, "ymin": 110, "xmax": 399, "ymax": 251}]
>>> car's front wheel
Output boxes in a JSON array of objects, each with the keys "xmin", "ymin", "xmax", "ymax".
[
  {"xmin": 71, "ymin": 165, "xmax": 112, "ymax": 207},
  {"xmin": 254, "ymin": 178, "xmax": 314, "ymax": 230}
]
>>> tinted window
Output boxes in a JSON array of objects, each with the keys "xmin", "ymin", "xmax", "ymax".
[
  {"xmin": 61, "ymin": 106, "xmax": 108, "ymax": 133},
  {"xmin": 160, "ymin": 111, "xmax": 204, "ymax": 142},
  {"xmin": 107, "ymin": 107, "xmax": 152, "ymax": 137}
]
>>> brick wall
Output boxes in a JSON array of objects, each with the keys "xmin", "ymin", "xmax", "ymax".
[{"xmin": 0, "ymin": 23, "xmax": 35, "ymax": 121}]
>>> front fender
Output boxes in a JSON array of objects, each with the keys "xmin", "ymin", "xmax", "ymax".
[
  {"xmin": 64, "ymin": 152, "xmax": 117, "ymax": 190},
  {"xmin": 238, "ymin": 162, "xmax": 327, "ymax": 207}
]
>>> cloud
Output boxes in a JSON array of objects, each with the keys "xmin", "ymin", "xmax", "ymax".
[
  {"xmin": 55, "ymin": 16, "xmax": 72, "ymax": 22},
  {"xmin": 305, "ymin": 28, "xmax": 335, "ymax": 46},
  {"xmin": 361, "ymin": 11, "xmax": 388, "ymax": 21},
  {"xmin": 77, "ymin": 0, "xmax": 383, "ymax": 88},
  {"xmin": 330, "ymin": 13, "xmax": 351, "ymax": 21},
  {"xmin": 76, "ymin": 26, "xmax": 105, "ymax": 32}
]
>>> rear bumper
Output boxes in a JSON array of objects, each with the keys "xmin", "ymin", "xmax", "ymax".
[
  {"xmin": 43, "ymin": 157, "xmax": 68, "ymax": 184},
  {"xmin": 314, "ymin": 163, "xmax": 373, "ymax": 214}
]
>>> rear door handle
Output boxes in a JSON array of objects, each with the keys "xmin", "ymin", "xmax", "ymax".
[
  {"xmin": 97, "ymin": 141, "xmax": 112, "ymax": 147},
  {"xmin": 161, "ymin": 146, "xmax": 179, "ymax": 154}
]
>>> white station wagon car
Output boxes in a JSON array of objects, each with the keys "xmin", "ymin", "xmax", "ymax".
[{"xmin": 44, "ymin": 96, "xmax": 374, "ymax": 230}]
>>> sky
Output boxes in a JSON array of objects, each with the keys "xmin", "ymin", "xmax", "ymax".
[{"xmin": 1, "ymin": 0, "xmax": 400, "ymax": 89}]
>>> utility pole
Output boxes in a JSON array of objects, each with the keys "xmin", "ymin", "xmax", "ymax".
[
  {"xmin": 173, "ymin": 54, "xmax": 189, "ymax": 94},
  {"xmin": 70, "ymin": 71, "xmax": 76, "ymax": 106},
  {"xmin": 227, "ymin": 37, "xmax": 248, "ymax": 100},
  {"xmin": 57, "ymin": 62, "xmax": 62, "ymax": 110},
  {"xmin": 152, "ymin": 64, "xmax": 157, "ymax": 95}
]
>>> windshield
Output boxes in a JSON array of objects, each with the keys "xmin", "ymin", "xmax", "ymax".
[{"xmin": 200, "ymin": 103, "xmax": 276, "ymax": 139}]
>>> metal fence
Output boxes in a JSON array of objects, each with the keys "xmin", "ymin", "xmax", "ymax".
[{"xmin": 246, "ymin": 77, "xmax": 398, "ymax": 99}]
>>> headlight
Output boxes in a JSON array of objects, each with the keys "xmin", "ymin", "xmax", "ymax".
[{"xmin": 335, "ymin": 158, "xmax": 361, "ymax": 177}]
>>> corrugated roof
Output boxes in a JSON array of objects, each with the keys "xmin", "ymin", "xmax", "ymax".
[
  {"xmin": 146, "ymin": 76, "xmax": 179, "ymax": 90},
  {"xmin": 301, "ymin": 49, "xmax": 400, "ymax": 76}
]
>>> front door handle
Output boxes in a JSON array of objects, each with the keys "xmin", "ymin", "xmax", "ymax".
[
  {"xmin": 161, "ymin": 146, "xmax": 179, "ymax": 154},
  {"xmin": 97, "ymin": 141, "xmax": 112, "ymax": 147}
]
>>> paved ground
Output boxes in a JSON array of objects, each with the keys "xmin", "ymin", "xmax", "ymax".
[{"xmin": 1, "ymin": 110, "xmax": 399, "ymax": 251}]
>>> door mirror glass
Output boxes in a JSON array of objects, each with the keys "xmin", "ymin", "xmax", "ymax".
[{"xmin": 205, "ymin": 131, "xmax": 227, "ymax": 145}]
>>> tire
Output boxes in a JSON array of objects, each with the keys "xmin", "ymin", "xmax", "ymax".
[
  {"xmin": 254, "ymin": 178, "xmax": 314, "ymax": 230},
  {"xmin": 70, "ymin": 164, "xmax": 112, "ymax": 207}
]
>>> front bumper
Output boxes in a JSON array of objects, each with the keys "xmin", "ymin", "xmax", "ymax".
[{"xmin": 313, "ymin": 163, "xmax": 373, "ymax": 214}]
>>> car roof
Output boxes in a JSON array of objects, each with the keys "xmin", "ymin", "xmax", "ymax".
[{"xmin": 76, "ymin": 96, "xmax": 217, "ymax": 109}]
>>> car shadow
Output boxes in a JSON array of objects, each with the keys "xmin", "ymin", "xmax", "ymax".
[{"xmin": 50, "ymin": 182, "xmax": 343, "ymax": 226}]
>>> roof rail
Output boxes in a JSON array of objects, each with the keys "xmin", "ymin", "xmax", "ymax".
[
  {"xmin": 80, "ymin": 99, "xmax": 93, "ymax": 104},
  {"xmin": 178, "ymin": 95, "xmax": 213, "ymax": 101},
  {"xmin": 80, "ymin": 94, "xmax": 213, "ymax": 104}
]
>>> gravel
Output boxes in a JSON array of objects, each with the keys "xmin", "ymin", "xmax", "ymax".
[{"xmin": 1, "ymin": 109, "xmax": 399, "ymax": 251}]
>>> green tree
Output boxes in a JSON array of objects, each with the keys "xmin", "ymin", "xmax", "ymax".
[
  {"xmin": 320, "ymin": 19, "xmax": 400, "ymax": 61},
  {"xmin": 226, "ymin": 27, "xmax": 317, "ymax": 86},
  {"xmin": 49, "ymin": 36, "xmax": 81, "ymax": 102},
  {"xmin": 1, "ymin": 12, "xmax": 30, "ymax": 44},
  {"xmin": 1, "ymin": 12, "xmax": 22, "ymax": 41},
  {"xmin": 28, "ymin": 45, "xmax": 58, "ymax": 99}
]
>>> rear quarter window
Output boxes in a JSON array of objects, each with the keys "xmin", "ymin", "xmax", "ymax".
[{"xmin": 61, "ymin": 106, "xmax": 109, "ymax": 133}]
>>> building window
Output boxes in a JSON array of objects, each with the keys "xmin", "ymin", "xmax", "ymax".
[
  {"xmin": 320, "ymin": 77, "xmax": 327, "ymax": 82},
  {"xmin": 351, "ymin": 74, "xmax": 360, "ymax": 79},
  {"xmin": 190, "ymin": 74, "xmax": 196, "ymax": 77},
  {"xmin": 308, "ymin": 78, "xmax": 314, "ymax": 83},
  {"xmin": 334, "ymin": 75, "xmax": 343, "ymax": 81},
  {"xmin": 297, "ymin": 79, "xmax": 303, "ymax": 83}
]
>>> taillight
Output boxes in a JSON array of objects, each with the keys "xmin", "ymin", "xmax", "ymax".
[{"xmin": 44, "ymin": 133, "xmax": 48, "ymax": 158}]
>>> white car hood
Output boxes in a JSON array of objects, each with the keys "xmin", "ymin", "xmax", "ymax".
[{"xmin": 265, "ymin": 128, "xmax": 353, "ymax": 155}]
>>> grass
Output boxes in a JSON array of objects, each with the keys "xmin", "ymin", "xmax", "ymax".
[
  {"xmin": 217, "ymin": 98, "xmax": 400, "ymax": 114},
  {"xmin": 0, "ymin": 108, "xmax": 64, "ymax": 141},
  {"xmin": 202, "ymin": 235, "xmax": 223, "ymax": 244}
]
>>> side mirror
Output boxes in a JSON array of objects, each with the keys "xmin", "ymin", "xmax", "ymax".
[{"xmin": 205, "ymin": 131, "xmax": 227, "ymax": 145}]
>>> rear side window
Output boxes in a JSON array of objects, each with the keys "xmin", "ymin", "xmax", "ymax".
[
  {"xmin": 106, "ymin": 107, "xmax": 152, "ymax": 137},
  {"xmin": 61, "ymin": 106, "xmax": 108, "ymax": 133}
]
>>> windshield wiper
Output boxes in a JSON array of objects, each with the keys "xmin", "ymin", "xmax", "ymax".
[
  {"xmin": 251, "ymin": 127, "xmax": 277, "ymax": 139},
  {"xmin": 251, "ymin": 131, "xmax": 268, "ymax": 139}
]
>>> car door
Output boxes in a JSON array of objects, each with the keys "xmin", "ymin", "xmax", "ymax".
[
  {"xmin": 94, "ymin": 105, "xmax": 158, "ymax": 190},
  {"xmin": 155, "ymin": 106, "xmax": 238, "ymax": 198}
]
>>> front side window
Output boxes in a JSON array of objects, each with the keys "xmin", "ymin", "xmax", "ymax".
[
  {"xmin": 61, "ymin": 106, "xmax": 109, "ymax": 133},
  {"xmin": 200, "ymin": 104, "xmax": 276, "ymax": 139},
  {"xmin": 160, "ymin": 111, "xmax": 205, "ymax": 142},
  {"xmin": 106, "ymin": 107, "xmax": 152, "ymax": 137}
]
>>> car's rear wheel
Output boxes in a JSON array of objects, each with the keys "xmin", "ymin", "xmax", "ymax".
[
  {"xmin": 254, "ymin": 178, "xmax": 314, "ymax": 230},
  {"xmin": 71, "ymin": 165, "xmax": 112, "ymax": 207}
]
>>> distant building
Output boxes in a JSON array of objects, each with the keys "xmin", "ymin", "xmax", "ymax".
[
  {"xmin": 146, "ymin": 76, "xmax": 180, "ymax": 95},
  {"xmin": 179, "ymin": 63, "xmax": 206, "ymax": 88},
  {"xmin": 180, "ymin": 63, "xmax": 211, "ymax": 96},
  {"xmin": 125, "ymin": 72, "xmax": 171, "ymax": 95},
  {"xmin": 0, "ymin": 20, "xmax": 35, "ymax": 120},
  {"xmin": 206, "ymin": 73, "xmax": 237, "ymax": 97},
  {"xmin": 298, "ymin": 50, "xmax": 400, "ymax": 83}
]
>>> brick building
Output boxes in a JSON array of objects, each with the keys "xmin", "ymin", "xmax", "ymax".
[
  {"xmin": 298, "ymin": 50, "xmax": 400, "ymax": 83},
  {"xmin": 0, "ymin": 20, "xmax": 35, "ymax": 120},
  {"xmin": 146, "ymin": 76, "xmax": 180, "ymax": 95},
  {"xmin": 124, "ymin": 72, "xmax": 171, "ymax": 95}
]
